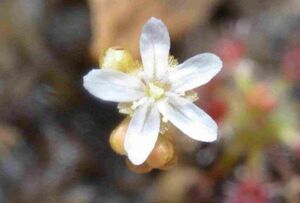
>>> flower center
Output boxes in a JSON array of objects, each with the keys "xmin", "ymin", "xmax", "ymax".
[{"xmin": 147, "ymin": 82, "xmax": 165, "ymax": 100}]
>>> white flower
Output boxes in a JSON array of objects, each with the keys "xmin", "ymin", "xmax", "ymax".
[{"xmin": 83, "ymin": 17, "xmax": 222, "ymax": 165}]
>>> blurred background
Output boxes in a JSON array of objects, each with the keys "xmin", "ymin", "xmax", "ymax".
[{"xmin": 0, "ymin": 0, "xmax": 300, "ymax": 202}]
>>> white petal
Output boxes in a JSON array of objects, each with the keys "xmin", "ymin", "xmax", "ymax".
[
  {"xmin": 125, "ymin": 100, "xmax": 160, "ymax": 165},
  {"xmin": 140, "ymin": 17, "xmax": 170, "ymax": 81},
  {"xmin": 83, "ymin": 69, "xmax": 145, "ymax": 102},
  {"xmin": 168, "ymin": 53, "xmax": 222, "ymax": 93},
  {"xmin": 158, "ymin": 95, "xmax": 217, "ymax": 142}
]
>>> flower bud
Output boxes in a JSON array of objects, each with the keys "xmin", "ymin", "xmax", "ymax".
[
  {"xmin": 125, "ymin": 158, "xmax": 152, "ymax": 173},
  {"xmin": 101, "ymin": 47, "xmax": 137, "ymax": 73},
  {"xmin": 147, "ymin": 136, "xmax": 175, "ymax": 168},
  {"xmin": 109, "ymin": 117, "xmax": 129, "ymax": 155},
  {"xmin": 160, "ymin": 152, "xmax": 178, "ymax": 170}
]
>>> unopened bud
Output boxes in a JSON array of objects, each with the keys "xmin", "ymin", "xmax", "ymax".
[
  {"xmin": 101, "ymin": 47, "xmax": 137, "ymax": 73},
  {"xmin": 147, "ymin": 136, "xmax": 174, "ymax": 168},
  {"xmin": 126, "ymin": 158, "xmax": 152, "ymax": 173},
  {"xmin": 109, "ymin": 117, "xmax": 130, "ymax": 155},
  {"xmin": 161, "ymin": 152, "xmax": 178, "ymax": 170}
]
